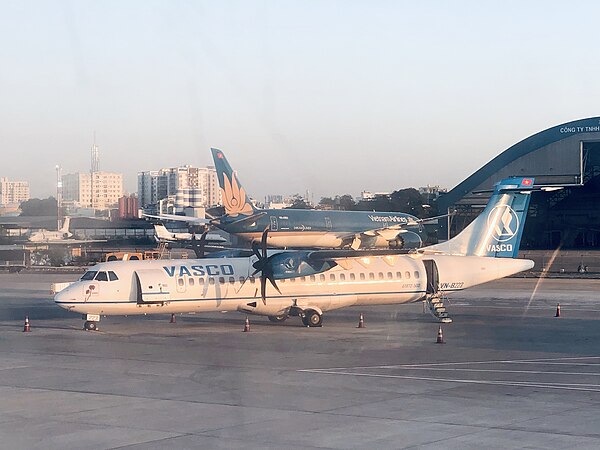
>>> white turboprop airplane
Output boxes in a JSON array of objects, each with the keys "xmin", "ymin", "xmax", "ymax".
[{"xmin": 54, "ymin": 177, "xmax": 535, "ymax": 331}]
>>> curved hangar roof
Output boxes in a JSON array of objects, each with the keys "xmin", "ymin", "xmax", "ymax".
[{"xmin": 440, "ymin": 116, "xmax": 600, "ymax": 209}]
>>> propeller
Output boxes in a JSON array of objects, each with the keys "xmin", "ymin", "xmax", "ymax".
[
  {"xmin": 190, "ymin": 227, "xmax": 209, "ymax": 258},
  {"xmin": 250, "ymin": 227, "xmax": 281, "ymax": 305}
]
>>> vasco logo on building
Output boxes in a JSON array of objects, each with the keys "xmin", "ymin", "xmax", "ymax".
[
  {"xmin": 487, "ymin": 205, "xmax": 519, "ymax": 242},
  {"xmin": 221, "ymin": 174, "xmax": 253, "ymax": 216}
]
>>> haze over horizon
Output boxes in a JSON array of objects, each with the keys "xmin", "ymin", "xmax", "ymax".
[{"xmin": 2, "ymin": 1, "xmax": 599, "ymax": 201}]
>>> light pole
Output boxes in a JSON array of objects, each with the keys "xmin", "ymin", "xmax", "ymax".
[{"xmin": 56, "ymin": 165, "xmax": 62, "ymax": 230}]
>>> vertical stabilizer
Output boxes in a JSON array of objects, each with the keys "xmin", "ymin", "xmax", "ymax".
[
  {"xmin": 210, "ymin": 148, "xmax": 258, "ymax": 217},
  {"xmin": 426, "ymin": 177, "xmax": 534, "ymax": 258},
  {"xmin": 60, "ymin": 217, "xmax": 71, "ymax": 234},
  {"xmin": 154, "ymin": 224, "xmax": 173, "ymax": 241}
]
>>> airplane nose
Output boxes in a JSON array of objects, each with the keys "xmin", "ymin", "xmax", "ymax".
[{"xmin": 53, "ymin": 282, "xmax": 79, "ymax": 306}]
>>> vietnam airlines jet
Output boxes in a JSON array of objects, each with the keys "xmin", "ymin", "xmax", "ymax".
[
  {"xmin": 54, "ymin": 177, "xmax": 535, "ymax": 331},
  {"xmin": 146, "ymin": 148, "xmax": 434, "ymax": 250}
]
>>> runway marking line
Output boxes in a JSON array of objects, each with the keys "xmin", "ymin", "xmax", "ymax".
[{"xmin": 298, "ymin": 356, "xmax": 600, "ymax": 393}]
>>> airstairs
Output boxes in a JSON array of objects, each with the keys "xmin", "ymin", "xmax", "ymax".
[{"xmin": 425, "ymin": 293, "xmax": 453, "ymax": 323}]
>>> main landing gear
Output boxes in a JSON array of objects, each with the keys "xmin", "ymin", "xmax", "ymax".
[
  {"xmin": 301, "ymin": 309, "xmax": 323, "ymax": 327},
  {"xmin": 82, "ymin": 314, "xmax": 100, "ymax": 331},
  {"xmin": 270, "ymin": 307, "xmax": 324, "ymax": 327}
]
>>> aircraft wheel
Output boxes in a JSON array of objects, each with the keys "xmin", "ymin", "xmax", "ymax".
[
  {"xmin": 268, "ymin": 315, "xmax": 288, "ymax": 323},
  {"xmin": 302, "ymin": 309, "xmax": 323, "ymax": 327},
  {"xmin": 84, "ymin": 321, "xmax": 97, "ymax": 331}
]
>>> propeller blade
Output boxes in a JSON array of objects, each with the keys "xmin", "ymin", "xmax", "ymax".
[
  {"xmin": 251, "ymin": 241, "xmax": 262, "ymax": 260},
  {"xmin": 267, "ymin": 273, "xmax": 281, "ymax": 294},
  {"xmin": 260, "ymin": 275, "xmax": 267, "ymax": 305},
  {"xmin": 260, "ymin": 226, "xmax": 269, "ymax": 259}
]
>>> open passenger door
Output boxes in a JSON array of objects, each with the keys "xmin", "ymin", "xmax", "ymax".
[{"xmin": 135, "ymin": 269, "xmax": 171, "ymax": 304}]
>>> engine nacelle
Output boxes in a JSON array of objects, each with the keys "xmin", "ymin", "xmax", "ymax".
[
  {"xmin": 388, "ymin": 231, "xmax": 423, "ymax": 249},
  {"xmin": 267, "ymin": 251, "xmax": 337, "ymax": 279}
]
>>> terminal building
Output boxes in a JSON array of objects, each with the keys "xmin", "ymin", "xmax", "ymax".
[{"xmin": 438, "ymin": 117, "xmax": 600, "ymax": 249}]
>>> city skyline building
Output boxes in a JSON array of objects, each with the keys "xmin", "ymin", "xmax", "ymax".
[
  {"xmin": 62, "ymin": 172, "xmax": 123, "ymax": 210},
  {"xmin": 137, "ymin": 165, "xmax": 221, "ymax": 210},
  {"xmin": 0, "ymin": 177, "xmax": 30, "ymax": 206}
]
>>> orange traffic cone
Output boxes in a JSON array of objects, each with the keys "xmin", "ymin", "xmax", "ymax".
[
  {"xmin": 243, "ymin": 317, "xmax": 250, "ymax": 332},
  {"xmin": 555, "ymin": 303, "xmax": 561, "ymax": 318},
  {"xmin": 170, "ymin": 313, "xmax": 176, "ymax": 323},
  {"xmin": 357, "ymin": 313, "xmax": 365, "ymax": 328},
  {"xmin": 436, "ymin": 325, "xmax": 444, "ymax": 344},
  {"xmin": 23, "ymin": 316, "xmax": 31, "ymax": 332}
]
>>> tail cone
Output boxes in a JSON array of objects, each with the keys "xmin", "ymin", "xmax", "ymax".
[
  {"xmin": 243, "ymin": 317, "xmax": 250, "ymax": 332},
  {"xmin": 436, "ymin": 325, "xmax": 444, "ymax": 344},
  {"xmin": 23, "ymin": 316, "xmax": 31, "ymax": 333}
]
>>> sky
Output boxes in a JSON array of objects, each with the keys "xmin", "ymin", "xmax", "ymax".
[{"xmin": 1, "ymin": 0, "xmax": 600, "ymax": 201}]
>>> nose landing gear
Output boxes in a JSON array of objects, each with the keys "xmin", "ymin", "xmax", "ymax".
[{"xmin": 82, "ymin": 314, "xmax": 100, "ymax": 331}]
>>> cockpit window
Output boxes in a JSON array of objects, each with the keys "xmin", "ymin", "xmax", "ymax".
[
  {"xmin": 108, "ymin": 271, "xmax": 119, "ymax": 281},
  {"xmin": 81, "ymin": 271, "xmax": 97, "ymax": 281},
  {"xmin": 95, "ymin": 271, "xmax": 109, "ymax": 282}
]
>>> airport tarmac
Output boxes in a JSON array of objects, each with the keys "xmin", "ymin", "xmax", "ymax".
[{"xmin": 1, "ymin": 273, "xmax": 600, "ymax": 449}]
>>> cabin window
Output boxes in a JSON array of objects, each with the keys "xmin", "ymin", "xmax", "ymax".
[
  {"xmin": 414, "ymin": 271, "xmax": 420, "ymax": 279},
  {"xmin": 330, "ymin": 274, "xmax": 336, "ymax": 281},
  {"xmin": 95, "ymin": 271, "xmax": 109, "ymax": 282},
  {"xmin": 108, "ymin": 271, "xmax": 119, "ymax": 281},
  {"xmin": 249, "ymin": 277, "xmax": 256, "ymax": 284},
  {"xmin": 369, "ymin": 272, "xmax": 375, "ymax": 280},
  {"xmin": 396, "ymin": 271, "xmax": 402, "ymax": 279},
  {"xmin": 310, "ymin": 275, "xmax": 316, "ymax": 282},
  {"xmin": 188, "ymin": 278, "xmax": 195, "ymax": 286},
  {"xmin": 177, "ymin": 278, "xmax": 184, "ymax": 287},
  {"xmin": 405, "ymin": 271, "xmax": 411, "ymax": 279},
  {"xmin": 198, "ymin": 277, "xmax": 205, "ymax": 285},
  {"xmin": 350, "ymin": 273, "xmax": 355, "ymax": 281},
  {"xmin": 219, "ymin": 277, "xmax": 225, "ymax": 284},
  {"xmin": 378, "ymin": 272, "xmax": 384, "ymax": 280},
  {"xmin": 290, "ymin": 277, "xmax": 296, "ymax": 283},
  {"xmin": 301, "ymin": 277, "xmax": 306, "ymax": 282},
  {"xmin": 387, "ymin": 272, "xmax": 393, "ymax": 279},
  {"xmin": 81, "ymin": 271, "xmax": 97, "ymax": 281},
  {"xmin": 209, "ymin": 278, "xmax": 215, "ymax": 285},
  {"xmin": 340, "ymin": 273, "xmax": 346, "ymax": 281},
  {"xmin": 320, "ymin": 274, "xmax": 326, "ymax": 282},
  {"xmin": 229, "ymin": 276, "xmax": 235, "ymax": 284},
  {"xmin": 359, "ymin": 273, "xmax": 365, "ymax": 280},
  {"xmin": 239, "ymin": 276, "xmax": 245, "ymax": 283}
]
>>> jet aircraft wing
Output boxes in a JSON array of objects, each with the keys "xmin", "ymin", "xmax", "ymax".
[{"xmin": 143, "ymin": 213, "xmax": 211, "ymax": 225}]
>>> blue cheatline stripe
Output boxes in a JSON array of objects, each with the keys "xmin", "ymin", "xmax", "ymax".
[
  {"xmin": 55, "ymin": 289, "xmax": 434, "ymax": 305},
  {"xmin": 143, "ymin": 291, "xmax": 171, "ymax": 295}
]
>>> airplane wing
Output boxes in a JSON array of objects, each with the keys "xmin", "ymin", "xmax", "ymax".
[
  {"xmin": 31, "ymin": 239, "xmax": 108, "ymax": 245},
  {"xmin": 339, "ymin": 213, "xmax": 454, "ymax": 249},
  {"xmin": 143, "ymin": 213, "xmax": 211, "ymax": 225}
]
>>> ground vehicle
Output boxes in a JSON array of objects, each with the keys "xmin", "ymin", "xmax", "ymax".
[{"xmin": 104, "ymin": 251, "xmax": 161, "ymax": 262}]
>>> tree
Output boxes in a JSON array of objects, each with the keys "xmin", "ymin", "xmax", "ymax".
[
  {"xmin": 287, "ymin": 194, "xmax": 312, "ymax": 209},
  {"xmin": 338, "ymin": 194, "xmax": 356, "ymax": 211},
  {"xmin": 20, "ymin": 197, "xmax": 57, "ymax": 216}
]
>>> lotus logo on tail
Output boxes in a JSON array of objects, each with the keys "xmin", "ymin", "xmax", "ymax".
[
  {"xmin": 221, "ymin": 174, "xmax": 254, "ymax": 216},
  {"xmin": 487, "ymin": 205, "xmax": 519, "ymax": 242}
]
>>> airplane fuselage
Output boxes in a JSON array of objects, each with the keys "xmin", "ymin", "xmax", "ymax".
[
  {"xmin": 54, "ymin": 254, "xmax": 533, "ymax": 319},
  {"xmin": 217, "ymin": 209, "xmax": 424, "ymax": 249}
]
